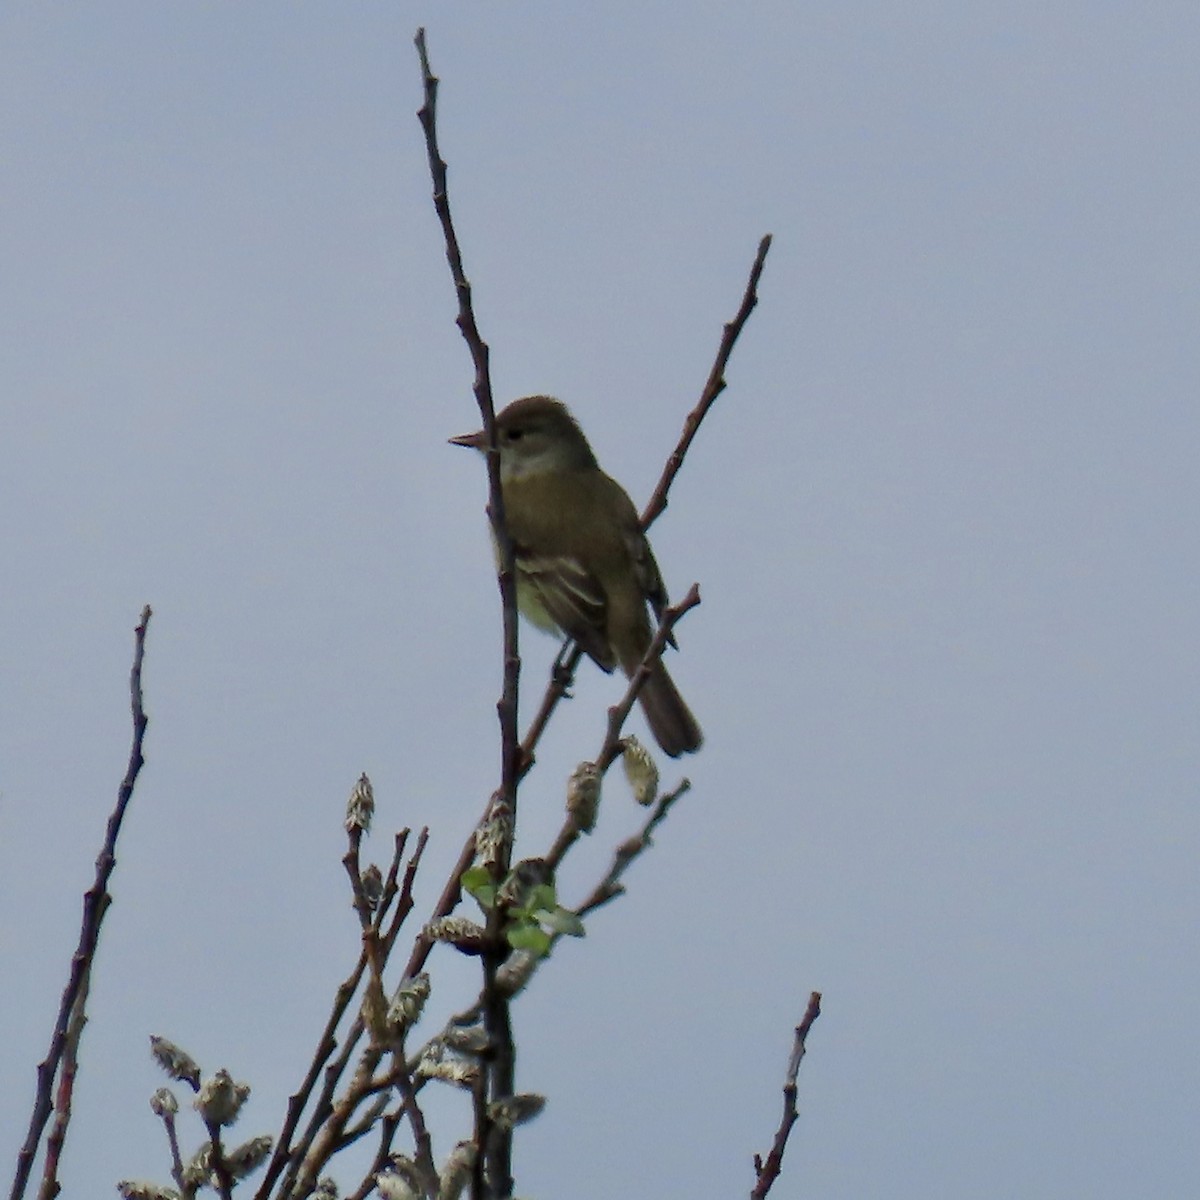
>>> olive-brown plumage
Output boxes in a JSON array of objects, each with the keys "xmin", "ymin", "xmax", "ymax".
[{"xmin": 452, "ymin": 396, "xmax": 702, "ymax": 756}]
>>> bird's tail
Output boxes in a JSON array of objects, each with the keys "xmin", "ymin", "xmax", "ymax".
[{"xmin": 637, "ymin": 658, "xmax": 703, "ymax": 757}]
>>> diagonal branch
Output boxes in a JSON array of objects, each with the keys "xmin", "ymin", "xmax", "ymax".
[
  {"xmin": 573, "ymin": 779, "xmax": 691, "ymax": 918},
  {"xmin": 11, "ymin": 605, "xmax": 153, "ymax": 1200},
  {"xmin": 641, "ymin": 233, "xmax": 772, "ymax": 530}
]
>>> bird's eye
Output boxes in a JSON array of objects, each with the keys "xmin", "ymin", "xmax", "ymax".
[{"xmin": 506, "ymin": 428, "xmax": 524, "ymax": 441}]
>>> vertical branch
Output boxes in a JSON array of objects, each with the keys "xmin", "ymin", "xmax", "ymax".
[
  {"xmin": 413, "ymin": 26, "xmax": 520, "ymax": 812},
  {"xmin": 414, "ymin": 28, "xmax": 519, "ymax": 1198},
  {"xmin": 750, "ymin": 992, "xmax": 822, "ymax": 1200},
  {"xmin": 11, "ymin": 605, "xmax": 153, "ymax": 1200}
]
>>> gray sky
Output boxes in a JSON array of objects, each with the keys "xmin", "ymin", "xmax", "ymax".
[{"xmin": 3, "ymin": 4, "xmax": 1198, "ymax": 1197}]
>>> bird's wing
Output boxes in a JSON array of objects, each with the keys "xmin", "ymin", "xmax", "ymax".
[
  {"xmin": 621, "ymin": 522, "xmax": 680, "ymax": 650},
  {"xmin": 624, "ymin": 525, "xmax": 668, "ymax": 621},
  {"xmin": 518, "ymin": 552, "xmax": 618, "ymax": 672}
]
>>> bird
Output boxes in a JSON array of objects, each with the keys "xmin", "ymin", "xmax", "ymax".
[{"xmin": 451, "ymin": 395, "xmax": 702, "ymax": 756}]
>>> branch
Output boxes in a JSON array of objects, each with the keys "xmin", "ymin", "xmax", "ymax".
[
  {"xmin": 573, "ymin": 779, "xmax": 691, "ymax": 918},
  {"xmin": 414, "ymin": 27, "xmax": 520, "ymax": 822},
  {"xmin": 201, "ymin": 1122, "xmax": 235, "ymax": 1200},
  {"xmin": 641, "ymin": 233, "xmax": 772, "ymax": 530},
  {"xmin": 517, "ymin": 644, "xmax": 583, "ymax": 778},
  {"xmin": 11, "ymin": 605, "xmax": 153, "ymax": 1200},
  {"xmin": 750, "ymin": 992, "xmax": 823, "ymax": 1200}
]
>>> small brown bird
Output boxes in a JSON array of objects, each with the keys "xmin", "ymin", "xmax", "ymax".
[{"xmin": 451, "ymin": 396, "xmax": 702, "ymax": 756}]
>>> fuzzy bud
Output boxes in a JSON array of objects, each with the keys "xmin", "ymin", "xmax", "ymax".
[
  {"xmin": 475, "ymin": 800, "xmax": 513, "ymax": 868},
  {"xmin": 194, "ymin": 1069, "xmax": 249, "ymax": 1127},
  {"xmin": 424, "ymin": 916, "xmax": 488, "ymax": 955},
  {"xmin": 345, "ymin": 773, "xmax": 375, "ymax": 833},
  {"xmin": 566, "ymin": 761, "xmax": 601, "ymax": 831},
  {"xmin": 442, "ymin": 1024, "xmax": 491, "ymax": 1056},
  {"xmin": 621, "ymin": 736, "xmax": 659, "ymax": 806},
  {"xmin": 438, "ymin": 1140, "xmax": 477, "ymax": 1200},
  {"xmin": 362, "ymin": 973, "xmax": 391, "ymax": 1043},
  {"xmin": 149, "ymin": 1088, "xmax": 178, "ymax": 1118},
  {"xmin": 494, "ymin": 949, "xmax": 539, "ymax": 997},
  {"xmin": 375, "ymin": 1165, "xmax": 420, "ymax": 1200},
  {"xmin": 226, "ymin": 1134, "xmax": 273, "ymax": 1178},
  {"xmin": 487, "ymin": 1092, "xmax": 546, "ymax": 1130},
  {"xmin": 149, "ymin": 1036, "xmax": 200, "ymax": 1090},
  {"xmin": 180, "ymin": 1147, "xmax": 211, "ymax": 1188},
  {"xmin": 360, "ymin": 863, "xmax": 383, "ymax": 910},
  {"xmin": 415, "ymin": 1048, "xmax": 481, "ymax": 1089},
  {"xmin": 117, "ymin": 1184, "xmax": 180, "ymax": 1200},
  {"xmin": 388, "ymin": 972, "xmax": 431, "ymax": 1027}
]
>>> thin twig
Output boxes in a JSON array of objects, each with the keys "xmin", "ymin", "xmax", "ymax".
[
  {"xmin": 641, "ymin": 234, "xmax": 773, "ymax": 530},
  {"xmin": 159, "ymin": 1109, "xmax": 188, "ymax": 1198},
  {"xmin": 383, "ymin": 828, "xmax": 430, "ymax": 952},
  {"xmin": 517, "ymin": 646, "xmax": 583, "ymax": 775},
  {"xmin": 397, "ymin": 1069, "xmax": 437, "ymax": 1194},
  {"xmin": 334, "ymin": 1092, "xmax": 391, "ymax": 1152},
  {"xmin": 413, "ymin": 34, "xmax": 772, "ymax": 1200},
  {"xmin": 36, "ymin": 961, "xmax": 91, "ymax": 1200},
  {"xmin": 292, "ymin": 1052, "xmax": 385, "ymax": 1198},
  {"xmin": 414, "ymin": 26, "xmax": 520, "ymax": 814},
  {"xmin": 10, "ymin": 605, "xmax": 153, "ymax": 1200},
  {"xmin": 255, "ymin": 955, "xmax": 364, "ymax": 1200},
  {"xmin": 750, "ymin": 992, "xmax": 823, "ymax": 1200},
  {"xmin": 202, "ymin": 1122, "xmax": 235, "ymax": 1200},
  {"xmin": 574, "ymin": 779, "xmax": 691, "ymax": 918},
  {"xmin": 344, "ymin": 1105, "xmax": 403, "ymax": 1200}
]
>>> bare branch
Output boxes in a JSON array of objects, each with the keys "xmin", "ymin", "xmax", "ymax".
[
  {"xmin": 11, "ymin": 605, "xmax": 153, "ymax": 1200},
  {"xmin": 201, "ymin": 1122, "xmax": 235, "ymax": 1200},
  {"xmin": 574, "ymin": 779, "xmax": 691, "ymax": 918},
  {"xmin": 343, "ymin": 1106, "xmax": 402, "ymax": 1200},
  {"xmin": 641, "ymin": 234, "xmax": 773, "ymax": 530},
  {"xmin": 414, "ymin": 27, "xmax": 520, "ymax": 824},
  {"xmin": 750, "ymin": 992, "xmax": 823, "ymax": 1200}
]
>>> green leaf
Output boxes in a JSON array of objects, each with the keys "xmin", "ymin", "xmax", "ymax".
[
  {"xmin": 506, "ymin": 924, "xmax": 552, "ymax": 956},
  {"xmin": 461, "ymin": 866, "xmax": 496, "ymax": 910}
]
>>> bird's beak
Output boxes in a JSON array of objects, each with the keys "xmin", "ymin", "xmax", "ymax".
[{"xmin": 449, "ymin": 428, "xmax": 487, "ymax": 450}]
